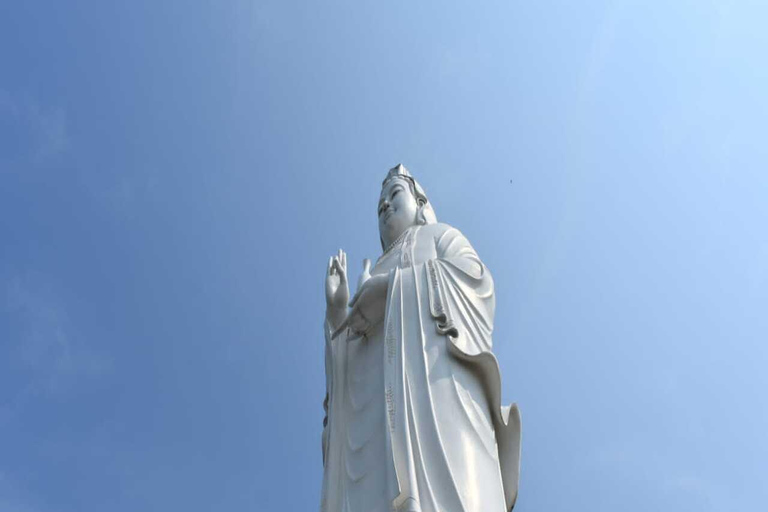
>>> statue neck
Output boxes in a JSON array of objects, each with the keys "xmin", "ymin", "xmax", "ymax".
[{"xmin": 381, "ymin": 226, "xmax": 413, "ymax": 255}]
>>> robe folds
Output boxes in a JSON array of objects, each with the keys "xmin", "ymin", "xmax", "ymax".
[{"xmin": 322, "ymin": 223, "xmax": 521, "ymax": 512}]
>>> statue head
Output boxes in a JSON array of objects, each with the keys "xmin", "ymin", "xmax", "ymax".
[{"xmin": 378, "ymin": 164, "xmax": 437, "ymax": 250}]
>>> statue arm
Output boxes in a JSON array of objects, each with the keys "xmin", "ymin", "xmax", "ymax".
[
  {"xmin": 332, "ymin": 271, "xmax": 389, "ymax": 340},
  {"xmin": 322, "ymin": 250, "xmax": 348, "ymax": 464},
  {"xmin": 434, "ymin": 225, "xmax": 485, "ymax": 278},
  {"xmin": 322, "ymin": 318, "xmax": 334, "ymax": 466},
  {"xmin": 427, "ymin": 225, "xmax": 495, "ymax": 356}
]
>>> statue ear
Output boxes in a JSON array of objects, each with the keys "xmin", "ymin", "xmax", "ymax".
[
  {"xmin": 416, "ymin": 200, "xmax": 435, "ymax": 225},
  {"xmin": 418, "ymin": 200, "xmax": 437, "ymax": 225}
]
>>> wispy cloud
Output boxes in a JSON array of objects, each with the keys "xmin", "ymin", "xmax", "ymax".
[
  {"xmin": 85, "ymin": 170, "xmax": 160, "ymax": 220},
  {"xmin": 578, "ymin": 441, "xmax": 739, "ymax": 511},
  {"xmin": 29, "ymin": 105, "xmax": 68, "ymax": 162},
  {"xmin": 0, "ymin": 90, "xmax": 20, "ymax": 116},
  {"xmin": 577, "ymin": 0, "xmax": 626, "ymax": 100},
  {"xmin": 0, "ymin": 90, "xmax": 69, "ymax": 165},
  {"xmin": 1, "ymin": 271, "xmax": 111, "ymax": 401},
  {"xmin": 0, "ymin": 471, "xmax": 44, "ymax": 512}
]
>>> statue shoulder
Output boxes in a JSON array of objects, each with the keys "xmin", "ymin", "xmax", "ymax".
[
  {"xmin": 417, "ymin": 222, "xmax": 467, "ymax": 243},
  {"xmin": 415, "ymin": 223, "xmax": 476, "ymax": 258}
]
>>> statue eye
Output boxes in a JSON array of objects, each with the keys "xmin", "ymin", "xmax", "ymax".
[{"xmin": 392, "ymin": 189, "xmax": 401, "ymax": 199}]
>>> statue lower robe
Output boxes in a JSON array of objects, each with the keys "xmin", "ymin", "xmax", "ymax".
[{"xmin": 321, "ymin": 224, "xmax": 521, "ymax": 512}]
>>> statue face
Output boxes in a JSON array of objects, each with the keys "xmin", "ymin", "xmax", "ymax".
[{"xmin": 378, "ymin": 177, "xmax": 419, "ymax": 245}]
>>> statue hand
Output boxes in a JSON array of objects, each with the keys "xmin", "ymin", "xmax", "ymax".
[
  {"xmin": 325, "ymin": 249, "xmax": 349, "ymax": 329},
  {"xmin": 332, "ymin": 272, "xmax": 388, "ymax": 340},
  {"xmin": 356, "ymin": 259, "xmax": 372, "ymax": 291}
]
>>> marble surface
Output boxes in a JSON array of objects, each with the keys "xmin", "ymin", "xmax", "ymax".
[{"xmin": 322, "ymin": 165, "xmax": 521, "ymax": 512}]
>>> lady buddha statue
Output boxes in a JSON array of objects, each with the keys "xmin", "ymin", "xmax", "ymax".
[{"xmin": 322, "ymin": 165, "xmax": 521, "ymax": 512}]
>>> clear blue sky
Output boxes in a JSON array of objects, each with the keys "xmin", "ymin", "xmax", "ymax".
[{"xmin": 1, "ymin": 1, "xmax": 766, "ymax": 510}]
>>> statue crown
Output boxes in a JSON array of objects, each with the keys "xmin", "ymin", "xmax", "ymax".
[{"xmin": 382, "ymin": 163, "xmax": 413, "ymax": 188}]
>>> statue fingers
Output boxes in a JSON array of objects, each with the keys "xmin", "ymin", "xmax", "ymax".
[{"xmin": 332, "ymin": 258, "xmax": 346, "ymax": 285}]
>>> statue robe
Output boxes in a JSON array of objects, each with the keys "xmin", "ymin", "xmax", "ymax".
[{"xmin": 321, "ymin": 223, "xmax": 521, "ymax": 512}]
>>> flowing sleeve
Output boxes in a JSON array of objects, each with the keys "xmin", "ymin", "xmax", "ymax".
[
  {"xmin": 426, "ymin": 225, "xmax": 522, "ymax": 511},
  {"xmin": 426, "ymin": 226, "xmax": 495, "ymax": 356}
]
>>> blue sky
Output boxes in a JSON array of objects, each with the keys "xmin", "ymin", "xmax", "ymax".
[{"xmin": 1, "ymin": 1, "xmax": 766, "ymax": 510}]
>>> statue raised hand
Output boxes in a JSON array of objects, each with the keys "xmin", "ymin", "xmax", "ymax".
[{"xmin": 325, "ymin": 249, "xmax": 348, "ymax": 331}]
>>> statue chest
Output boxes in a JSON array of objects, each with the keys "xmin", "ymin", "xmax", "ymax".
[{"xmin": 373, "ymin": 226, "xmax": 439, "ymax": 275}]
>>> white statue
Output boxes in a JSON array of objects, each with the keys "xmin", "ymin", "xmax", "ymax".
[{"xmin": 322, "ymin": 165, "xmax": 521, "ymax": 512}]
